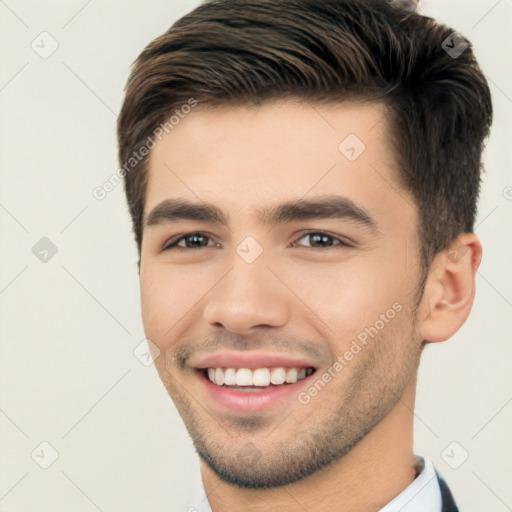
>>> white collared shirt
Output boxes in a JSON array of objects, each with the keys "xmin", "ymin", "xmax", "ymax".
[{"xmin": 187, "ymin": 456, "xmax": 442, "ymax": 512}]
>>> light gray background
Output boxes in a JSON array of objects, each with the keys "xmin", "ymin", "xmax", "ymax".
[{"xmin": 0, "ymin": 1, "xmax": 511, "ymax": 511}]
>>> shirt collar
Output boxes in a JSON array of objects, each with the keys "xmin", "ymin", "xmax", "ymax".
[
  {"xmin": 188, "ymin": 455, "xmax": 441, "ymax": 512},
  {"xmin": 378, "ymin": 456, "xmax": 442, "ymax": 512}
]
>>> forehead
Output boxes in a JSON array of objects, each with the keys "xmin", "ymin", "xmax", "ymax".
[{"xmin": 144, "ymin": 100, "xmax": 410, "ymax": 225}]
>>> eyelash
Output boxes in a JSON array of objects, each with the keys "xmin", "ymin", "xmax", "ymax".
[{"xmin": 162, "ymin": 231, "xmax": 352, "ymax": 251}]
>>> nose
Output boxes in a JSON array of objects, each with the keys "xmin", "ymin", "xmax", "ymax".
[{"xmin": 202, "ymin": 253, "xmax": 291, "ymax": 335}]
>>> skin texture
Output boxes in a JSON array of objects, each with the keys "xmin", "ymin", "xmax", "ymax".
[{"xmin": 139, "ymin": 100, "xmax": 482, "ymax": 511}]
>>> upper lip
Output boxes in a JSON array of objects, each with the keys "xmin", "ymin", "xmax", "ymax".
[{"xmin": 193, "ymin": 350, "xmax": 318, "ymax": 370}]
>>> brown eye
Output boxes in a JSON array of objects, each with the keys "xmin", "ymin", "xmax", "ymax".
[
  {"xmin": 164, "ymin": 233, "xmax": 217, "ymax": 250},
  {"xmin": 293, "ymin": 232, "xmax": 350, "ymax": 249}
]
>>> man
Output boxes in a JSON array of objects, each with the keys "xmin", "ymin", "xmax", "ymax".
[{"xmin": 117, "ymin": 0, "xmax": 492, "ymax": 510}]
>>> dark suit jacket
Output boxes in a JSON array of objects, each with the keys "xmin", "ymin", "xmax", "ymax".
[{"xmin": 436, "ymin": 470, "xmax": 459, "ymax": 512}]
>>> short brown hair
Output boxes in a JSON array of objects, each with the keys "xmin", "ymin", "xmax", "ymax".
[{"xmin": 117, "ymin": 0, "xmax": 492, "ymax": 271}]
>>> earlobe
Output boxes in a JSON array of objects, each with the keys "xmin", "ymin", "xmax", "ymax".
[{"xmin": 417, "ymin": 233, "xmax": 482, "ymax": 343}]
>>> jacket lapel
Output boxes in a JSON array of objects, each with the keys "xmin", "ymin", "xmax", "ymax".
[{"xmin": 435, "ymin": 471, "xmax": 459, "ymax": 512}]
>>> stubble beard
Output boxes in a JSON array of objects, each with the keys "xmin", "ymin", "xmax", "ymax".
[{"xmin": 156, "ymin": 317, "xmax": 422, "ymax": 489}]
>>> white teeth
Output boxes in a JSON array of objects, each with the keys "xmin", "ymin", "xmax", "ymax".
[
  {"xmin": 285, "ymin": 368, "xmax": 298, "ymax": 383},
  {"xmin": 252, "ymin": 368, "xmax": 271, "ymax": 386},
  {"xmin": 215, "ymin": 367, "xmax": 225, "ymax": 386},
  {"xmin": 270, "ymin": 367, "xmax": 286, "ymax": 385},
  {"xmin": 205, "ymin": 366, "xmax": 313, "ymax": 387},
  {"xmin": 236, "ymin": 368, "xmax": 253, "ymax": 386},
  {"xmin": 224, "ymin": 367, "xmax": 237, "ymax": 385}
]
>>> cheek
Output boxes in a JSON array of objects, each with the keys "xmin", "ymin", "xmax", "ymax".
[
  {"xmin": 140, "ymin": 264, "xmax": 213, "ymax": 345},
  {"xmin": 140, "ymin": 269, "xmax": 180, "ymax": 344},
  {"xmin": 284, "ymin": 257, "xmax": 400, "ymax": 314},
  {"xmin": 284, "ymin": 258, "xmax": 405, "ymax": 335}
]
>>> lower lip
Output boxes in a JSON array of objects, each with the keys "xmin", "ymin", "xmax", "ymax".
[{"xmin": 197, "ymin": 370, "xmax": 315, "ymax": 413}]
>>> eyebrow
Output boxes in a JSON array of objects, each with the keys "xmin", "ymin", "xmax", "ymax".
[{"xmin": 144, "ymin": 195, "xmax": 380, "ymax": 233}]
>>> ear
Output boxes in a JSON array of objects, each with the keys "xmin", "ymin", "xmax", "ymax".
[{"xmin": 417, "ymin": 233, "xmax": 482, "ymax": 343}]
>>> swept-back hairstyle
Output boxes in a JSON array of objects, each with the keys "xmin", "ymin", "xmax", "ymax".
[{"xmin": 117, "ymin": 0, "xmax": 492, "ymax": 273}]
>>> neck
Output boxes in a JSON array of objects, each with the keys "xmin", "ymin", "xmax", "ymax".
[{"xmin": 201, "ymin": 377, "xmax": 418, "ymax": 512}]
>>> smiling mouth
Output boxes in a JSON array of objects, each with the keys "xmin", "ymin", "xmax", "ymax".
[{"xmin": 202, "ymin": 366, "xmax": 315, "ymax": 391}]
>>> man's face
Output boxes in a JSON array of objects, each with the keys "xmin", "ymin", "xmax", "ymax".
[{"xmin": 139, "ymin": 100, "xmax": 424, "ymax": 487}]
